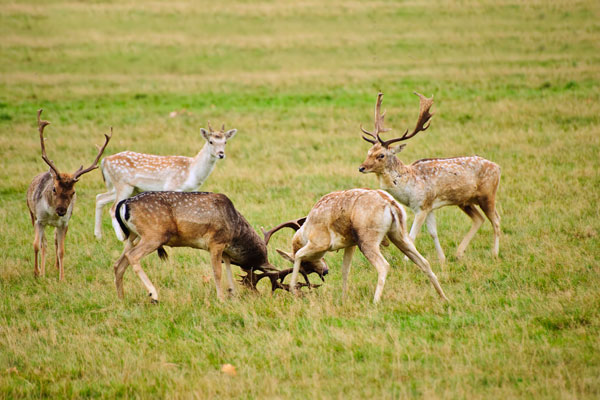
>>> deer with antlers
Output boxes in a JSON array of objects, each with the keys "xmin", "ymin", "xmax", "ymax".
[
  {"xmin": 358, "ymin": 92, "xmax": 501, "ymax": 263},
  {"xmin": 269, "ymin": 189, "xmax": 448, "ymax": 303},
  {"xmin": 27, "ymin": 110, "xmax": 111, "ymax": 280},
  {"xmin": 94, "ymin": 122, "xmax": 237, "ymax": 241},
  {"xmin": 111, "ymin": 191, "xmax": 327, "ymax": 303}
]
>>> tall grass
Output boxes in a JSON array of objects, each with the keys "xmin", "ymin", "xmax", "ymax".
[{"xmin": 1, "ymin": 0, "xmax": 599, "ymax": 398}]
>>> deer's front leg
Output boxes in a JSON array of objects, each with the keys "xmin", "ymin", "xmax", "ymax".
[
  {"xmin": 33, "ymin": 222, "xmax": 45, "ymax": 277},
  {"xmin": 209, "ymin": 246, "xmax": 226, "ymax": 301},
  {"xmin": 55, "ymin": 225, "xmax": 68, "ymax": 281},
  {"xmin": 223, "ymin": 255, "xmax": 236, "ymax": 296},
  {"xmin": 341, "ymin": 246, "xmax": 356, "ymax": 300},
  {"xmin": 404, "ymin": 210, "xmax": 428, "ymax": 262}
]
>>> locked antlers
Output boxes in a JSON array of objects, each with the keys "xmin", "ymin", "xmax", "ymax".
[{"xmin": 360, "ymin": 92, "xmax": 434, "ymax": 147}]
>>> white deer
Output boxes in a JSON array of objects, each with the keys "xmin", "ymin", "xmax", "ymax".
[
  {"xmin": 358, "ymin": 92, "xmax": 501, "ymax": 263},
  {"xmin": 94, "ymin": 122, "xmax": 237, "ymax": 240}
]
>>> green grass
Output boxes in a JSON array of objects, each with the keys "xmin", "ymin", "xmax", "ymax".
[{"xmin": 1, "ymin": 0, "xmax": 599, "ymax": 398}]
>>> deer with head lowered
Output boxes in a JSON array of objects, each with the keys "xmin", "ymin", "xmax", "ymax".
[
  {"xmin": 358, "ymin": 92, "xmax": 501, "ymax": 263},
  {"xmin": 269, "ymin": 188, "xmax": 448, "ymax": 303},
  {"xmin": 27, "ymin": 109, "xmax": 111, "ymax": 280},
  {"xmin": 94, "ymin": 122, "xmax": 237, "ymax": 241},
  {"xmin": 111, "ymin": 191, "xmax": 328, "ymax": 303}
]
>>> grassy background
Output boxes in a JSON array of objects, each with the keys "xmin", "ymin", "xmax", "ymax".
[{"xmin": 1, "ymin": 0, "xmax": 599, "ymax": 398}]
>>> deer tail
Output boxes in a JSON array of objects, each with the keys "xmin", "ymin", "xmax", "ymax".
[{"xmin": 114, "ymin": 199, "xmax": 130, "ymax": 239}]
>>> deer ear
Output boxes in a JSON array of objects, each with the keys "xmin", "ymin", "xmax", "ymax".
[
  {"xmin": 225, "ymin": 129, "xmax": 237, "ymax": 140},
  {"xmin": 391, "ymin": 144, "xmax": 407, "ymax": 154},
  {"xmin": 276, "ymin": 249, "xmax": 295, "ymax": 263},
  {"xmin": 200, "ymin": 128, "xmax": 210, "ymax": 141}
]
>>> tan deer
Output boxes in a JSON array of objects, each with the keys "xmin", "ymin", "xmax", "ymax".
[
  {"xmin": 94, "ymin": 122, "xmax": 237, "ymax": 240},
  {"xmin": 111, "ymin": 191, "xmax": 327, "ymax": 303},
  {"xmin": 271, "ymin": 189, "xmax": 448, "ymax": 303},
  {"xmin": 27, "ymin": 109, "xmax": 111, "ymax": 280},
  {"xmin": 358, "ymin": 92, "xmax": 501, "ymax": 263}
]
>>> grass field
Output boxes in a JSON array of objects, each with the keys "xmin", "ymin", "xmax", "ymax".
[{"xmin": 1, "ymin": 0, "xmax": 599, "ymax": 398}]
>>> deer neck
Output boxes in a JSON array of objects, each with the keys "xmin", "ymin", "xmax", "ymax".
[
  {"xmin": 376, "ymin": 157, "xmax": 420, "ymax": 207},
  {"xmin": 188, "ymin": 143, "xmax": 218, "ymax": 187}
]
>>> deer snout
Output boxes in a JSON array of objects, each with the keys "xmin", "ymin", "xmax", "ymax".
[
  {"xmin": 218, "ymin": 152, "xmax": 225, "ymax": 159},
  {"xmin": 56, "ymin": 207, "xmax": 67, "ymax": 216},
  {"xmin": 358, "ymin": 166, "xmax": 366, "ymax": 173}
]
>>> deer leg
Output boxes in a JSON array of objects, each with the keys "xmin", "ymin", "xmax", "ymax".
[
  {"xmin": 425, "ymin": 213, "xmax": 446, "ymax": 265},
  {"xmin": 113, "ymin": 236, "xmax": 135, "ymax": 299},
  {"xmin": 404, "ymin": 210, "xmax": 428, "ymax": 262},
  {"xmin": 388, "ymin": 229, "xmax": 448, "ymax": 301},
  {"xmin": 55, "ymin": 225, "xmax": 68, "ymax": 281},
  {"xmin": 110, "ymin": 185, "xmax": 134, "ymax": 241},
  {"xmin": 223, "ymin": 255, "xmax": 236, "ymax": 296},
  {"xmin": 95, "ymin": 189, "xmax": 116, "ymax": 240},
  {"xmin": 479, "ymin": 199, "xmax": 501, "ymax": 257},
  {"xmin": 456, "ymin": 205, "xmax": 484, "ymax": 258},
  {"xmin": 288, "ymin": 243, "xmax": 326, "ymax": 296},
  {"xmin": 209, "ymin": 246, "xmax": 226, "ymax": 301},
  {"xmin": 341, "ymin": 246, "xmax": 356, "ymax": 300},
  {"xmin": 33, "ymin": 222, "xmax": 44, "ymax": 277},
  {"xmin": 125, "ymin": 238, "xmax": 161, "ymax": 303},
  {"xmin": 359, "ymin": 243, "xmax": 390, "ymax": 303}
]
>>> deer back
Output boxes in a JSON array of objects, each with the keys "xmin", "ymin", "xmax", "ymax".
[{"xmin": 117, "ymin": 191, "xmax": 269, "ymax": 269}]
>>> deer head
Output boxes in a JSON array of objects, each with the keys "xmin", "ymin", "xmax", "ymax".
[
  {"xmin": 200, "ymin": 121, "xmax": 237, "ymax": 159},
  {"xmin": 37, "ymin": 109, "xmax": 112, "ymax": 216},
  {"xmin": 358, "ymin": 92, "xmax": 434, "ymax": 174}
]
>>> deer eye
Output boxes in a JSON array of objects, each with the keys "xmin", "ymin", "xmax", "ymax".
[
  {"xmin": 377, "ymin": 154, "xmax": 385, "ymax": 160},
  {"xmin": 209, "ymin": 140, "xmax": 213, "ymax": 145},
  {"xmin": 52, "ymin": 187, "xmax": 56, "ymax": 193}
]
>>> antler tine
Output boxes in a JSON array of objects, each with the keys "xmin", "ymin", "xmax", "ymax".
[
  {"xmin": 262, "ymin": 217, "xmax": 307, "ymax": 245},
  {"xmin": 73, "ymin": 127, "xmax": 112, "ymax": 180},
  {"xmin": 360, "ymin": 124, "xmax": 377, "ymax": 144},
  {"xmin": 207, "ymin": 121, "xmax": 214, "ymax": 132},
  {"xmin": 360, "ymin": 92, "xmax": 391, "ymax": 144},
  {"xmin": 380, "ymin": 92, "xmax": 434, "ymax": 148},
  {"xmin": 37, "ymin": 109, "xmax": 61, "ymax": 177},
  {"xmin": 221, "ymin": 123, "xmax": 225, "ymax": 132}
]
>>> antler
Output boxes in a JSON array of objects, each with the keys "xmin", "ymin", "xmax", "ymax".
[
  {"xmin": 360, "ymin": 92, "xmax": 391, "ymax": 144},
  {"xmin": 207, "ymin": 121, "xmax": 214, "ymax": 132},
  {"xmin": 239, "ymin": 267, "xmax": 319, "ymax": 292},
  {"xmin": 72, "ymin": 127, "xmax": 112, "ymax": 181},
  {"xmin": 379, "ymin": 92, "xmax": 434, "ymax": 148},
  {"xmin": 37, "ymin": 109, "xmax": 61, "ymax": 177},
  {"xmin": 261, "ymin": 217, "xmax": 307, "ymax": 245}
]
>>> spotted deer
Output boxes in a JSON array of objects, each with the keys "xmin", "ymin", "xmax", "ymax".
[
  {"xmin": 27, "ymin": 109, "xmax": 111, "ymax": 280},
  {"xmin": 94, "ymin": 122, "xmax": 237, "ymax": 240},
  {"xmin": 358, "ymin": 92, "xmax": 501, "ymax": 263},
  {"xmin": 111, "ymin": 191, "xmax": 327, "ymax": 303},
  {"xmin": 270, "ymin": 189, "xmax": 448, "ymax": 303}
]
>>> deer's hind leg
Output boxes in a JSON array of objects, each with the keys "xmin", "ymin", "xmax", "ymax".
[
  {"xmin": 95, "ymin": 188, "xmax": 116, "ymax": 240},
  {"xmin": 425, "ymin": 212, "xmax": 446, "ymax": 264},
  {"xmin": 456, "ymin": 204, "xmax": 485, "ymax": 259},
  {"xmin": 479, "ymin": 197, "xmax": 501, "ymax": 257},
  {"xmin": 388, "ymin": 227, "xmax": 448, "ymax": 301},
  {"xmin": 114, "ymin": 235, "xmax": 136, "ymax": 299},
  {"xmin": 124, "ymin": 237, "xmax": 162, "ymax": 303}
]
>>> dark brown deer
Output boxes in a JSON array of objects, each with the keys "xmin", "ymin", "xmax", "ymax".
[
  {"xmin": 111, "ymin": 191, "xmax": 327, "ymax": 303},
  {"xmin": 359, "ymin": 92, "xmax": 501, "ymax": 263},
  {"xmin": 269, "ymin": 189, "xmax": 448, "ymax": 303},
  {"xmin": 27, "ymin": 109, "xmax": 111, "ymax": 280}
]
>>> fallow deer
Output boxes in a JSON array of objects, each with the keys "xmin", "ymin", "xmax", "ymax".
[
  {"xmin": 270, "ymin": 189, "xmax": 448, "ymax": 303},
  {"xmin": 27, "ymin": 109, "xmax": 111, "ymax": 280},
  {"xmin": 358, "ymin": 92, "xmax": 501, "ymax": 263},
  {"xmin": 94, "ymin": 122, "xmax": 237, "ymax": 240},
  {"xmin": 111, "ymin": 191, "xmax": 327, "ymax": 303}
]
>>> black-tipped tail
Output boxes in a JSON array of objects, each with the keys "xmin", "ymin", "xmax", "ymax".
[
  {"xmin": 157, "ymin": 246, "xmax": 168, "ymax": 260},
  {"xmin": 114, "ymin": 199, "xmax": 130, "ymax": 239}
]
